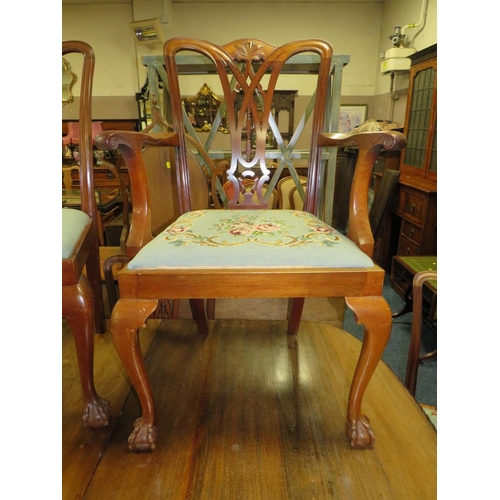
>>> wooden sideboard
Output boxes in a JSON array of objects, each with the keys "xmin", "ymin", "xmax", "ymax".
[{"xmin": 62, "ymin": 159, "xmax": 129, "ymax": 191}]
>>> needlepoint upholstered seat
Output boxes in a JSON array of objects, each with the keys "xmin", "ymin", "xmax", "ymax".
[{"xmin": 96, "ymin": 37, "xmax": 406, "ymax": 452}]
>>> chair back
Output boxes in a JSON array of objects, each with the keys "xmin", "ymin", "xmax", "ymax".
[
  {"xmin": 369, "ymin": 169, "xmax": 400, "ymax": 240},
  {"xmin": 277, "ymin": 175, "xmax": 308, "ymax": 209},
  {"xmin": 289, "ymin": 181, "xmax": 309, "ymax": 210},
  {"xmin": 62, "ymin": 40, "xmax": 105, "ymax": 331},
  {"xmin": 140, "ymin": 145, "xmax": 210, "ymax": 236},
  {"xmin": 163, "ymin": 38, "xmax": 333, "ymax": 215},
  {"xmin": 63, "ymin": 42, "xmax": 98, "ymax": 223},
  {"xmin": 222, "ymin": 179, "xmax": 278, "ymax": 209}
]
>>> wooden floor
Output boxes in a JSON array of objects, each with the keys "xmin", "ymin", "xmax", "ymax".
[{"xmin": 63, "ymin": 318, "xmax": 437, "ymax": 499}]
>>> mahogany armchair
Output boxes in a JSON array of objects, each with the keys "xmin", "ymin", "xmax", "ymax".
[
  {"xmin": 62, "ymin": 40, "xmax": 110, "ymax": 427},
  {"xmin": 95, "ymin": 37, "xmax": 406, "ymax": 452}
]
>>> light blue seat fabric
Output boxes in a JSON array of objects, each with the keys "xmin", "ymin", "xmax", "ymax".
[
  {"xmin": 128, "ymin": 209, "xmax": 374, "ymax": 270},
  {"xmin": 62, "ymin": 208, "xmax": 91, "ymax": 259}
]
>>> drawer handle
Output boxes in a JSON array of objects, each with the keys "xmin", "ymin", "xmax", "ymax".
[
  {"xmin": 410, "ymin": 203, "xmax": 416, "ymax": 213},
  {"xmin": 409, "ymin": 228, "xmax": 415, "ymax": 237},
  {"xmin": 106, "ymin": 173, "xmax": 114, "ymax": 179},
  {"xmin": 405, "ymin": 247, "xmax": 410, "ymax": 255}
]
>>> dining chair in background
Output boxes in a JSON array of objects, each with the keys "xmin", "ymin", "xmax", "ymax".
[{"xmin": 62, "ymin": 40, "xmax": 110, "ymax": 427}]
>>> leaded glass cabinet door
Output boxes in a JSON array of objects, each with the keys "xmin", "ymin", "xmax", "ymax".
[{"xmin": 400, "ymin": 54, "xmax": 437, "ymax": 181}]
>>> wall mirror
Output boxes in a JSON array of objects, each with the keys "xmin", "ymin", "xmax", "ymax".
[
  {"xmin": 182, "ymin": 83, "xmax": 229, "ymax": 133},
  {"xmin": 62, "ymin": 57, "xmax": 77, "ymax": 106}
]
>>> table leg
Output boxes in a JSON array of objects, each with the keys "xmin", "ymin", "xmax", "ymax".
[{"xmin": 392, "ymin": 283, "xmax": 413, "ymax": 318}]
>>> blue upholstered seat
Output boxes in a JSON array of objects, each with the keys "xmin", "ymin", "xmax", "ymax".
[
  {"xmin": 128, "ymin": 209, "xmax": 374, "ymax": 270},
  {"xmin": 62, "ymin": 208, "xmax": 91, "ymax": 259}
]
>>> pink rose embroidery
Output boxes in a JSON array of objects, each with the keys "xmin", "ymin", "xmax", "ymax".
[
  {"xmin": 255, "ymin": 223, "xmax": 280, "ymax": 232},
  {"xmin": 314, "ymin": 226, "xmax": 333, "ymax": 234},
  {"xmin": 167, "ymin": 226, "xmax": 187, "ymax": 234},
  {"xmin": 230, "ymin": 228, "xmax": 252, "ymax": 235}
]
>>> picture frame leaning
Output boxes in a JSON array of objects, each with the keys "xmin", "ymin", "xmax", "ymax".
[{"xmin": 339, "ymin": 105, "xmax": 368, "ymax": 133}]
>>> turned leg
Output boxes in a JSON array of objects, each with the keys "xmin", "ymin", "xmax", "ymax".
[
  {"xmin": 392, "ymin": 284, "xmax": 413, "ymax": 318},
  {"xmin": 206, "ymin": 298, "xmax": 216, "ymax": 319},
  {"xmin": 171, "ymin": 299, "xmax": 180, "ymax": 319},
  {"xmin": 344, "ymin": 296, "xmax": 392, "ymax": 448},
  {"xmin": 110, "ymin": 298, "xmax": 159, "ymax": 452},
  {"xmin": 189, "ymin": 299, "xmax": 209, "ymax": 335},
  {"xmin": 287, "ymin": 298, "xmax": 305, "ymax": 335},
  {"xmin": 62, "ymin": 274, "xmax": 111, "ymax": 428}
]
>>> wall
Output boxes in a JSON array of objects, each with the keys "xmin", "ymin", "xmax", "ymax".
[
  {"xmin": 62, "ymin": 0, "xmax": 437, "ymax": 124},
  {"xmin": 63, "ymin": 3, "xmax": 139, "ymax": 119},
  {"xmin": 373, "ymin": 0, "xmax": 437, "ymax": 122}
]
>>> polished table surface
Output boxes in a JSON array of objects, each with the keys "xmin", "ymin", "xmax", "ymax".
[
  {"xmin": 394, "ymin": 255, "xmax": 437, "ymax": 289},
  {"xmin": 63, "ymin": 318, "xmax": 437, "ymax": 499},
  {"xmin": 391, "ymin": 255, "xmax": 437, "ymax": 317}
]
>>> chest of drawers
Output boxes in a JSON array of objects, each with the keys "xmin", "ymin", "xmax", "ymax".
[
  {"xmin": 373, "ymin": 173, "xmax": 436, "ymax": 272},
  {"xmin": 395, "ymin": 176, "xmax": 437, "ymax": 257}
]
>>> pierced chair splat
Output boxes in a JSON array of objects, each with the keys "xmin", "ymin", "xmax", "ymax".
[{"xmin": 96, "ymin": 37, "xmax": 406, "ymax": 452}]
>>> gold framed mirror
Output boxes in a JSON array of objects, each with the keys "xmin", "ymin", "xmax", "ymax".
[
  {"xmin": 62, "ymin": 57, "xmax": 77, "ymax": 106},
  {"xmin": 182, "ymin": 83, "xmax": 229, "ymax": 133}
]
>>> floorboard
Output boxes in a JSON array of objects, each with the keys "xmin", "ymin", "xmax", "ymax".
[
  {"xmin": 63, "ymin": 319, "xmax": 436, "ymax": 499},
  {"xmin": 62, "ymin": 319, "xmax": 159, "ymax": 500}
]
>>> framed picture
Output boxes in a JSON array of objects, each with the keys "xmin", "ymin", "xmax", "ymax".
[{"xmin": 339, "ymin": 105, "xmax": 368, "ymax": 133}]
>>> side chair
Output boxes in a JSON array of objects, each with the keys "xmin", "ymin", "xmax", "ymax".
[
  {"xmin": 62, "ymin": 40, "xmax": 111, "ymax": 427},
  {"xmin": 405, "ymin": 270, "xmax": 438, "ymax": 396},
  {"xmin": 96, "ymin": 37, "xmax": 406, "ymax": 452},
  {"xmin": 277, "ymin": 174, "xmax": 308, "ymax": 209}
]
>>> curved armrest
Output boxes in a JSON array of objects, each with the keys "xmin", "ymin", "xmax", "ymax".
[
  {"xmin": 95, "ymin": 130, "xmax": 179, "ymax": 259},
  {"xmin": 95, "ymin": 130, "xmax": 179, "ymax": 150},
  {"xmin": 318, "ymin": 131, "xmax": 406, "ymax": 257},
  {"xmin": 99, "ymin": 160, "xmax": 130, "ymax": 253}
]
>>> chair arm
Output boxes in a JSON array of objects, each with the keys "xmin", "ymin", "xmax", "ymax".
[
  {"xmin": 95, "ymin": 130, "xmax": 180, "ymax": 150},
  {"xmin": 95, "ymin": 130, "xmax": 179, "ymax": 259},
  {"xmin": 99, "ymin": 160, "xmax": 130, "ymax": 253},
  {"xmin": 318, "ymin": 131, "xmax": 406, "ymax": 257}
]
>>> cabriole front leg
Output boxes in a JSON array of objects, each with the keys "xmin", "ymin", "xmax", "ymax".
[
  {"xmin": 110, "ymin": 298, "xmax": 159, "ymax": 452},
  {"xmin": 62, "ymin": 275, "xmax": 111, "ymax": 428},
  {"xmin": 344, "ymin": 296, "xmax": 392, "ymax": 448}
]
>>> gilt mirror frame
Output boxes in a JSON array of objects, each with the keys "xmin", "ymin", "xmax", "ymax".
[
  {"xmin": 62, "ymin": 57, "xmax": 77, "ymax": 106},
  {"xmin": 182, "ymin": 83, "xmax": 229, "ymax": 133}
]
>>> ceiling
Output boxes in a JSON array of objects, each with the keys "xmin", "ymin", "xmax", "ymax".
[{"xmin": 62, "ymin": 0, "xmax": 384, "ymax": 4}]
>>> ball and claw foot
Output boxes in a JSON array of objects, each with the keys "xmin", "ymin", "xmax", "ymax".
[
  {"xmin": 128, "ymin": 417, "xmax": 158, "ymax": 452},
  {"xmin": 346, "ymin": 414, "xmax": 375, "ymax": 448},
  {"xmin": 83, "ymin": 397, "xmax": 112, "ymax": 428}
]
